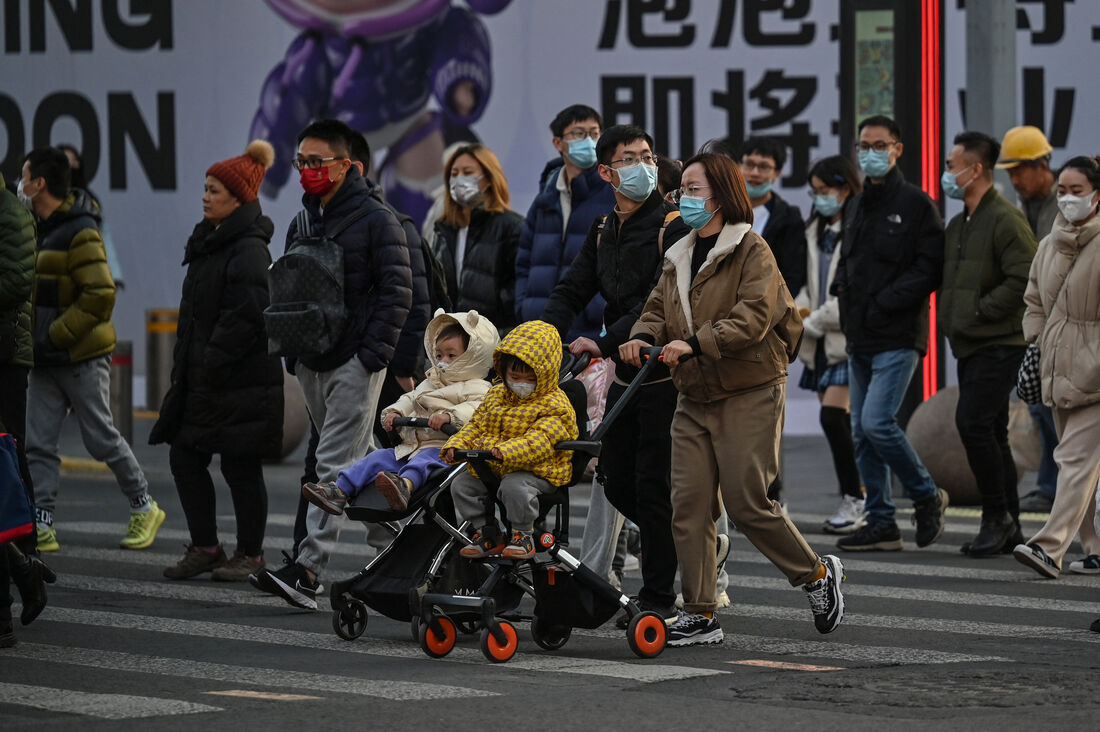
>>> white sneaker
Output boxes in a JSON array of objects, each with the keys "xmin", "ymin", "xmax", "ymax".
[
  {"xmin": 822, "ymin": 495, "xmax": 867, "ymax": 535},
  {"xmin": 715, "ymin": 591, "xmax": 730, "ymax": 609}
]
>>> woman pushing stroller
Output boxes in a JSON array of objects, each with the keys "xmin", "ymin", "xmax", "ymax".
[{"xmin": 303, "ymin": 309, "xmax": 498, "ymax": 515}]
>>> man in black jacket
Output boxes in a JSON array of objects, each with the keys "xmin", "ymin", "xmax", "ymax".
[
  {"xmin": 288, "ymin": 124, "xmax": 430, "ymax": 565},
  {"xmin": 832, "ymin": 115, "xmax": 947, "ymax": 553},
  {"xmin": 251, "ymin": 120, "xmax": 412, "ymax": 610},
  {"xmin": 542, "ymin": 125, "xmax": 689, "ymax": 624}
]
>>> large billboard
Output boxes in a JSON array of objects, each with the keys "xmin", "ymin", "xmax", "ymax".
[{"xmin": 3, "ymin": 0, "xmax": 1097, "ymax": 426}]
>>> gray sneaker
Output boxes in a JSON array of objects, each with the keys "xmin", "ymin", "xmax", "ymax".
[{"xmin": 1018, "ymin": 490, "xmax": 1054, "ymax": 513}]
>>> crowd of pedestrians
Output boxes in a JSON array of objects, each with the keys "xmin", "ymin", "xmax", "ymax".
[{"xmin": 3, "ymin": 107, "xmax": 1100, "ymax": 646}]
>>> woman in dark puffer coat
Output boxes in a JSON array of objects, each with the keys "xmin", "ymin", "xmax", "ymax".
[
  {"xmin": 432, "ymin": 143, "xmax": 523, "ymax": 336},
  {"xmin": 151, "ymin": 141, "xmax": 284, "ymax": 582}
]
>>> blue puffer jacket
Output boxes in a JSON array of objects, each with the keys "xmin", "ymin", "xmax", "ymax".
[{"xmin": 515, "ymin": 160, "xmax": 615, "ymax": 341}]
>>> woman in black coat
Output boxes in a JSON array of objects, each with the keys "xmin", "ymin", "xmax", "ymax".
[
  {"xmin": 151, "ymin": 141, "xmax": 284, "ymax": 582},
  {"xmin": 432, "ymin": 143, "xmax": 523, "ymax": 335}
]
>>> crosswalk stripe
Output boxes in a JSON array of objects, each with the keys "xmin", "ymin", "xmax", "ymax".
[
  {"xmin": 3, "ymin": 644, "xmax": 494, "ymax": 701},
  {"xmin": 717, "ymin": 634, "xmax": 1008, "ymax": 665},
  {"xmin": 722, "ymin": 574, "xmax": 1100, "ymax": 615},
  {"xmin": 0, "ymin": 681, "xmax": 223, "ymax": 719},
  {"xmin": 723, "ymin": 547, "xmax": 1100, "ymax": 586},
  {"xmin": 35, "ymin": 606, "xmax": 727, "ymax": 682}
]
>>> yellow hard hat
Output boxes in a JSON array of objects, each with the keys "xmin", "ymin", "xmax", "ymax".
[{"xmin": 996, "ymin": 126, "xmax": 1053, "ymax": 169}]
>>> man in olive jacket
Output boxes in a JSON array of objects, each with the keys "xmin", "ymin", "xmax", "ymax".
[
  {"xmin": 20, "ymin": 148, "xmax": 162, "ymax": 554},
  {"xmin": 939, "ymin": 132, "xmax": 1037, "ymax": 557}
]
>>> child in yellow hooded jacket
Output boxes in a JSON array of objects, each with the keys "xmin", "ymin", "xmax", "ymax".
[{"xmin": 443, "ymin": 320, "xmax": 578, "ymax": 559}]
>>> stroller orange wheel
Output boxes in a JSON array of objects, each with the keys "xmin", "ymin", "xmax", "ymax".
[
  {"xmin": 479, "ymin": 620, "xmax": 518, "ymax": 663},
  {"xmin": 627, "ymin": 611, "xmax": 667, "ymax": 658},
  {"xmin": 420, "ymin": 616, "xmax": 457, "ymax": 658}
]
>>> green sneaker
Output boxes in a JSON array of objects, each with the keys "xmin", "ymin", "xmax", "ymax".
[
  {"xmin": 120, "ymin": 501, "xmax": 166, "ymax": 549},
  {"xmin": 37, "ymin": 526, "xmax": 60, "ymax": 553}
]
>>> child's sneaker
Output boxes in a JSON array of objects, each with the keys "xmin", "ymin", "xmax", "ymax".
[
  {"xmin": 301, "ymin": 481, "xmax": 348, "ymax": 515},
  {"xmin": 502, "ymin": 530, "xmax": 536, "ymax": 559},
  {"xmin": 460, "ymin": 525, "xmax": 505, "ymax": 558},
  {"xmin": 376, "ymin": 471, "xmax": 412, "ymax": 511}
]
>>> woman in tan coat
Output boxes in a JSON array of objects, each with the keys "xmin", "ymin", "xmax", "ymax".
[
  {"xmin": 1014, "ymin": 155, "xmax": 1100, "ymax": 579},
  {"xmin": 620, "ymin": 152, "xmax": 844, "ymax": 646}
]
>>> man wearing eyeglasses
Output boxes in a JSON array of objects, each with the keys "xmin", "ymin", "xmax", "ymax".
[
  {"xmin": 831, "ymin": 114, "xmax": 947, "ymax": 553},
  {"xmin": 250, "ymin": 119, "xmax": 412, "ymax": 610},
  {"xmin": 515, "ymin": 104, "xmax": 616, "ymax": 342},
  {"xmin": 542, "ymin": 124, "xmax": 690, "ymax": 626},
  {"xmin": 738, "ymin": 136, "xmax": 808, "ymax": 297}
]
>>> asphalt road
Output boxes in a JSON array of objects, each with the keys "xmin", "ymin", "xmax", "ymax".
[{"xmin": 2, "ymin": 416, "xmax": 1098, "ymax": 730}]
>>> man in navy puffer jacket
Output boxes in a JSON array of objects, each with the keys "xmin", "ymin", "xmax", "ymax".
[{"xmin": 515, "ymin": 104, "xmax": 615, "ymax": 340}]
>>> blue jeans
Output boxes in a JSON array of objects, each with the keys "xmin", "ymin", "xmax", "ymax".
[
  {"xmin": 1028, "ymin": 403, "xmax": 1059, "ymax": 497},
  {"xmin": 336, "ymin": 447, "xmax": 445, "ymax": 500},
  {"xmin": 849, "ymin": 349, "xmax": 938, "ymax": 526}
]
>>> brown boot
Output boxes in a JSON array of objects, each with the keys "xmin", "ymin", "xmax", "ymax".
[
  {"xmin": 163, "ymin": 544, "xmax": 227, "ymax": 579},
  {"xmin": 211, "ymin": 550, "xmax": 264, "ymax": 582}
]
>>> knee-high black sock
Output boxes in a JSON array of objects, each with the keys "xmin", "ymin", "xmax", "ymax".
[{"xmin": 820, "ymin": 406, "xmax": 862, "ymax": 499}]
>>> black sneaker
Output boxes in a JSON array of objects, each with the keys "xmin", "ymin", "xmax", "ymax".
[
  {"xmin": 1012, "ymin": 542, "xmax": 1059, "ymax": 579},
  {"xmin": 1091, "ymin": 618, "xmax": 1100, "ymax": 633},
  {"xmin": 615, "ymin": 596, "xmax": 678, "ymax": 630},
  {"xmin": 804, "ymin": 555, "xmax": 845, "ymax": 634},
  {"xmin": 666, "ymin": 611, "xmax": 723, "ymax": 647},
  {"xmin": 912, "ymin": 488, "xmax": 949, "ymax": 548},
  {"xmin": 249, "ymin": 555, "xmax": 323, "ymax": 610},
  {"xmin": 836, "ymin": 521, "xmax": 903, "ymax": 551},
  {"xmin": 966, "ymin": 510, "xmax": 1015, "ymax": 558}
]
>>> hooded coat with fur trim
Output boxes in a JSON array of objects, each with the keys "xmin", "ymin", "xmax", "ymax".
[
  {"xmin": 442, "ymin": 320, "xmax": 577, "ymax": 486},
  {"xmin": 632, "ymin": 223, "xmax": 803, "ymax": 403},
  {"xmin": 381, "ymin": 309, "xmax": 498, "ymax": 460}
]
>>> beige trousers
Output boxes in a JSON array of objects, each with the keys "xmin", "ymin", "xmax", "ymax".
[
  {"xmin": 1029, "ymin": 400, "xmax": 1100, "ymax": 566},
  {"xmin": 671, "ymin": 384, "xmax": 821, "ymax": 614}
]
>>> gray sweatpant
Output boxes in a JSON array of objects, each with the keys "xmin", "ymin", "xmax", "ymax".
[
  {"xmin": 28, "ymin": 355, "xmax": 149, "ymax": 521},
  {"xmin": 579, "ymin": 475, "xmax": 626, "ymax": 581},
  {"xmin": 451, "ymin": 470, "xmax": 555, "ymax": 531},
  {"xmin": 295, "ymin": 357, "xmax": 386, "ymax": 576}
]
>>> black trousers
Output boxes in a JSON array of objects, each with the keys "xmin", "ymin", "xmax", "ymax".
[
  {"xmin": 169, "ymin": 443, "xmax": 268, "ymax": 556},
  {"xmin": 0, "ymin": 364, "xmax": 35, "ymax": 555},
  {"xmin": 955, "ymin": 344, "xmax": 1027, "ymax": 519},
  {"xmin": 600, "ymin": 378, "xmax": 679, "ymax": 609}
]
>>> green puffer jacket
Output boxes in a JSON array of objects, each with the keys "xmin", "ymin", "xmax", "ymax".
[
  {"xmin": 33, "ymin": 190, "xmax": 117, "ymax": 366},
  {"xmin": 938, "ymin": 187, "xmax": 1037, "ymax": 359},
  {"xmin": 0, "ymin": 173, "xmax": 36, "ymax": 367}
]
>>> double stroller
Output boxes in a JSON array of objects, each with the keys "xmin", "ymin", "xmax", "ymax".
[{"xmin": 328, "ymin": 347, "xmax": 672, "ymax": 663}]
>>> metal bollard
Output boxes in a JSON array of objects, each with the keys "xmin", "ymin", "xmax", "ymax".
[
  {"xmin": 110, "ymin": 340, "xmax": 133, "ymax": 445},
  {"xmin": 145, "ymin": 309, "xmax": 178, "ymax": 411}
]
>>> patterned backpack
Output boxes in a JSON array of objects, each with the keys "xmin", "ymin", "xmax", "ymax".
[{"xmin": 264, "ymin": 207, "xmax": 371, "ymax": 357}]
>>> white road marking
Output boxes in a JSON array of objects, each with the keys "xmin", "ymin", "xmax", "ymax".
[
  {"xmin": 0, "ymin": 681, "xmax": 222, "ymax": 719},
  {"xmin": 32, "ymin": 606, "xmax": 727, "ymax": 682},
  {"xmin": 1, "ymin": 645, "xmax": 492, "ymax": 701}
]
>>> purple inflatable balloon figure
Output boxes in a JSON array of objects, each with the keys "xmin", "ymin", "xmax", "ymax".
[{"xmin": 252, "ymin": 0, "xmax": 512, "ymax": 226}]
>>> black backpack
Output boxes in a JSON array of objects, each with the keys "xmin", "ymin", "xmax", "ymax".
[{"xmin": 264, "ymin": 207, "xmax": 371, "ymax": 357}]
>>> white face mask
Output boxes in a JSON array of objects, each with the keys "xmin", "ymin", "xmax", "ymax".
[
  {"xmin": 435, "ymin": 361, "xmax": 450, "ymax": 372},
  {"xmin": 506, "ymin": 381, "xmax": 535, "ymax": 399},
  {"xmin": 449, "ymin": 175, "xmax": 483, "ymax": 206},
  {"xmin": 16, "ymin": 178, "xmax": 36, "ymax": 211},
  {"xmin": 1057, "ymin": 191, "xmax": 1097, "ymax": 223}
]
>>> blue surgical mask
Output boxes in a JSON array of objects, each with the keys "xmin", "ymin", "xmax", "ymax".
[
  {"xmin": 567, "ymin": 137, "xmax": 597, "ymax": 169},
  {"xmin": 813, "ymin": 193, "xmax": 842, "ymax": 218},
  {"xmin": 858, "ymin": 149, "xmax": 892, "ymax": 178},
  {"xmin": 679, "ymin": 196, "xmax": 715, "ymax": 230},
  {"xmin": 613, "ymin": 162, "xmax": 657, "ymax": 202},
  {"xmin": 745, "ymin": 180, "xmax": 773, "ymax": 199},
  {"xmin": 506, "ymin": 381, "xmax": 536, "ymax": 399},
  {"xmin": 940, "ymin": 166, "xmax": 973, "ymax": 200}
]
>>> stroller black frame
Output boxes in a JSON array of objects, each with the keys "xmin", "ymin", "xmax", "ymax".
[{"xmin": 416, "ymin": 346, "xmax": 673, "ymax": 663}]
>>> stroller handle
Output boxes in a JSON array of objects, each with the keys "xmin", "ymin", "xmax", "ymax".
[
  {"xmin": 452, "ymin": 448, "xmax": 499, "ymax": 461},
  {"xmin": 588, "ymin": 345, "xmax": 687, "ymax": 443},
  {"xmin": 389, "ymin": 416, "xmax": 459, "ymax": 436}
]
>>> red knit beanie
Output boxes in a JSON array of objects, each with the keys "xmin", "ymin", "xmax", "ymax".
[{"xmin": 206, "ymin": 140, "xmax": 275, "ymax": 203}]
